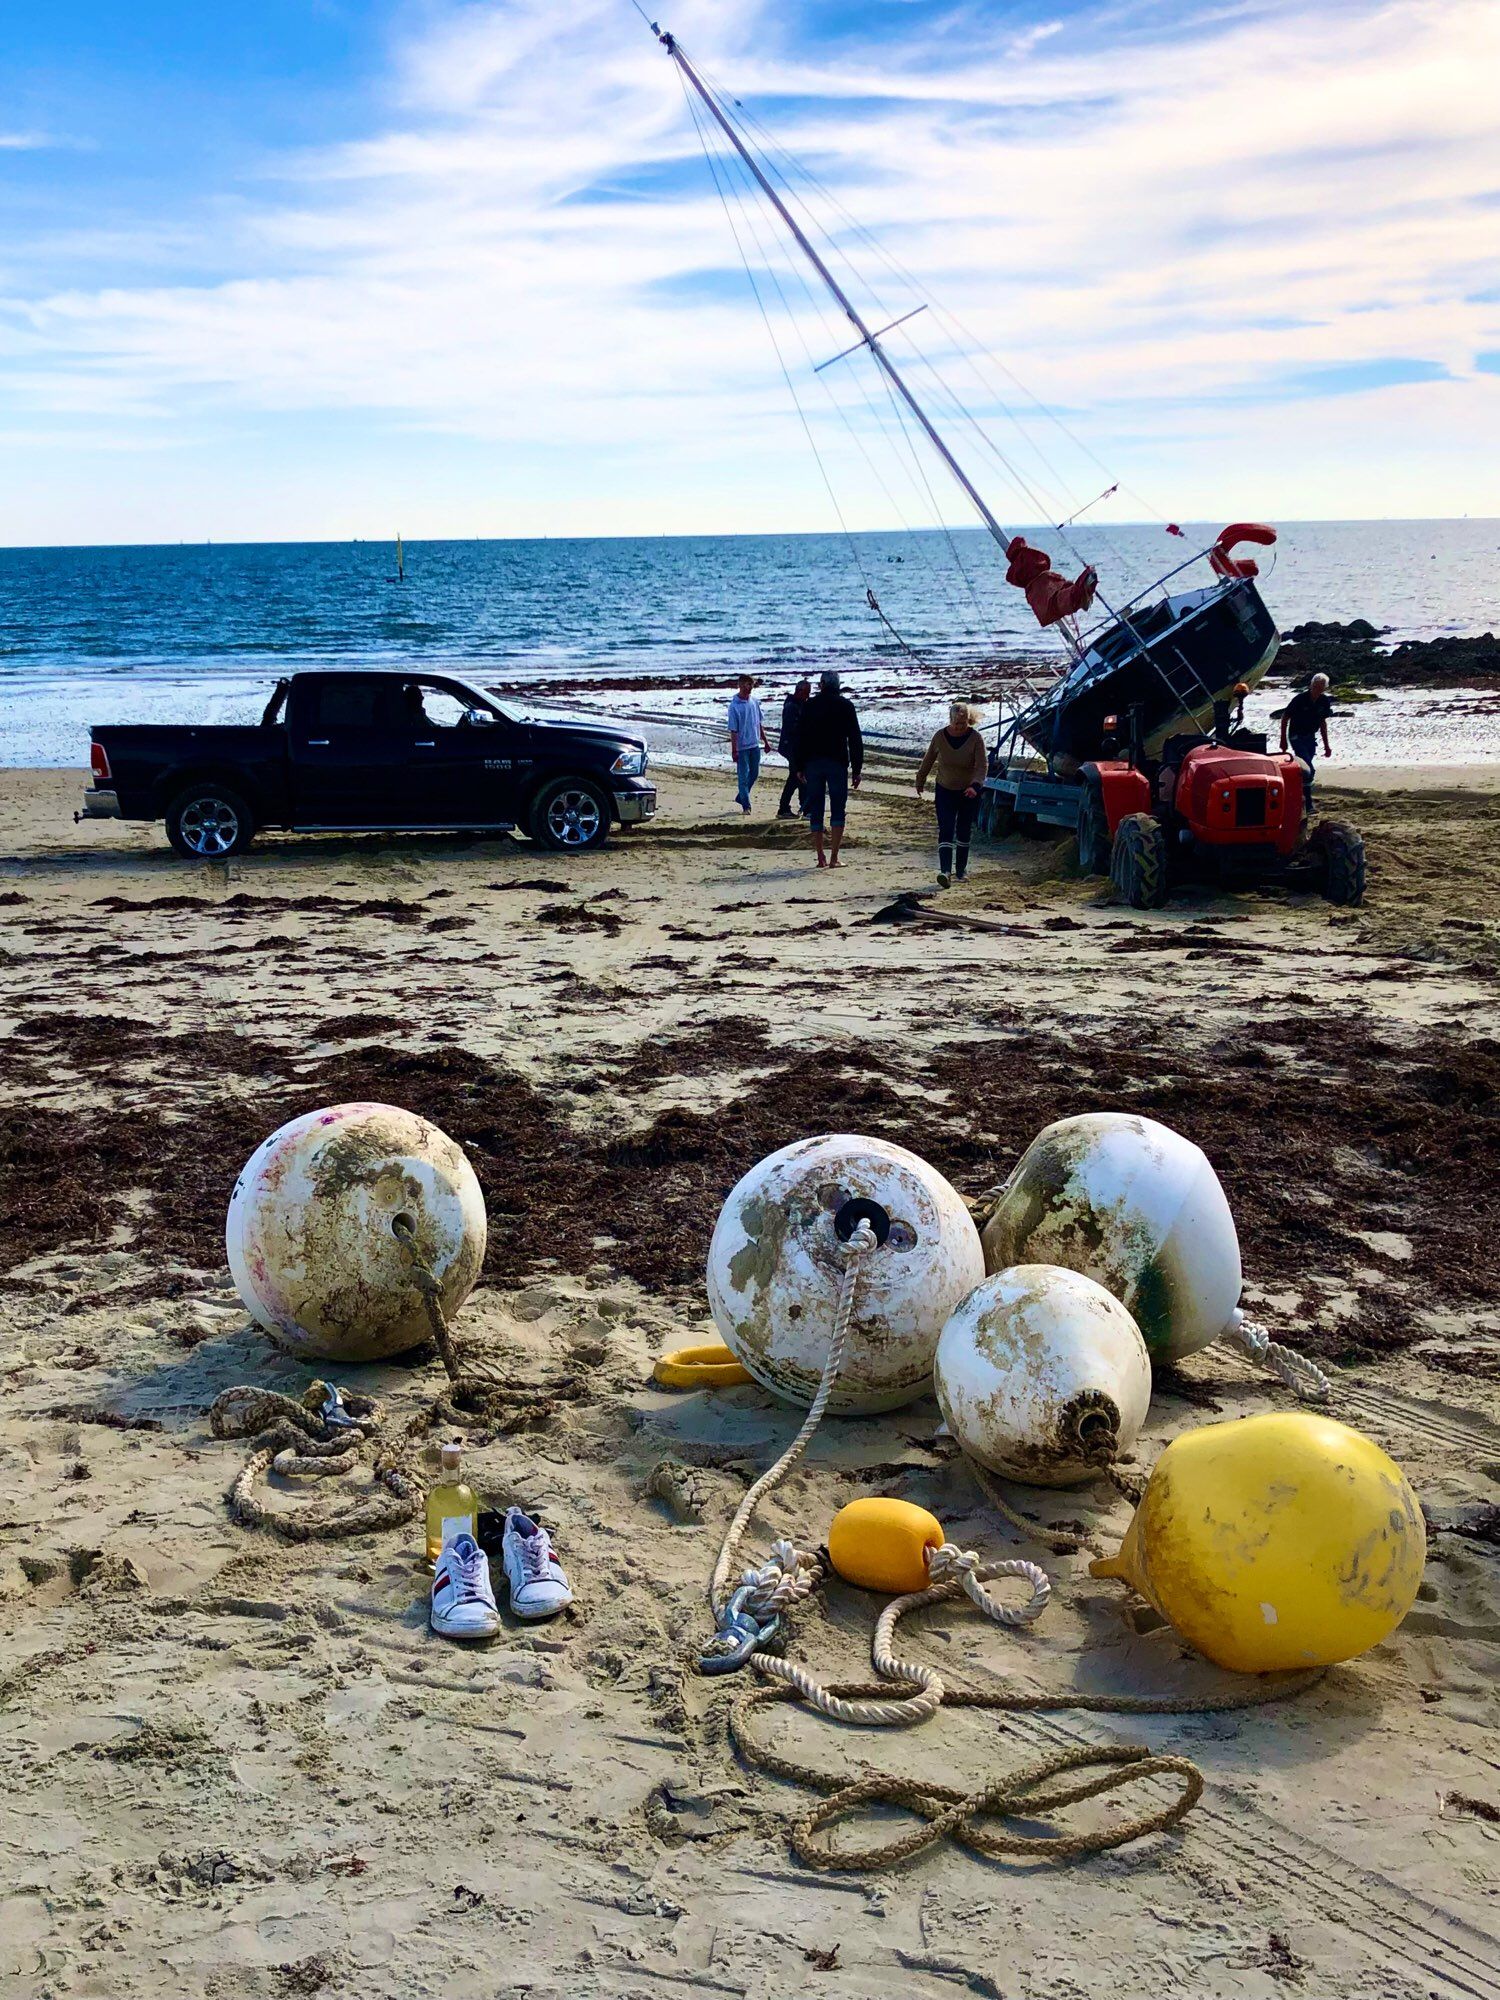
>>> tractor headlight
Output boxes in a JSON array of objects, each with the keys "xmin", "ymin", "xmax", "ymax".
[{"xmin": 611, "ymin": 746, "xmax": 647, "ymax": 777}]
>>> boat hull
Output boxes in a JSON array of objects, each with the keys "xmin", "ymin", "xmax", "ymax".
[{"xmin": 1021, "ymin": 577, "xmax": 1279, "ymax": 765}]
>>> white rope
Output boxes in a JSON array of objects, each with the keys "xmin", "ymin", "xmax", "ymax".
[
  {"xmin": 752, "ymin": 1543, "xmax": 1050, "ymax": 1726},
  {"xmin": 705, "ymin": 1220, "xmax": 876, "ymax": 1642},
  {"xmin": 1224, "ymin": 1313, "xmax": 1332, "ymax": 1403}
]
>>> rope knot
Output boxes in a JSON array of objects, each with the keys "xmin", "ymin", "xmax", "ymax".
[{"xmin": 925, "ymin": 1542, "xmax": 979, "ymax": 1585}]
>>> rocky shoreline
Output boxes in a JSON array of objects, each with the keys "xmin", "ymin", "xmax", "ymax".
[{"xmin": 1272, "ymin": 620, "xmax": 1500, "ymax": 691}]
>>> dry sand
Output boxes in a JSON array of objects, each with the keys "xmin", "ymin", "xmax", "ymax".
[{"xmin": 2, "ymin": 760, "xmax": 1498, "ymax": 2000}]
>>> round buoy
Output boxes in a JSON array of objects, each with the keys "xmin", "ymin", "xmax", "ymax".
[
  {"xmin": 829, "ymin": 1497, "xmax": 945, "ymax": 1594},
  {"xmin": 982, "ymin": 1112, "xmax": 1240, "ymax": 1363},
  {"xmin": 1091, "ymin": 1412, "xmax": 1425, "ymax": 1671},
  {"xmin": 705, "ymin": 1134, "xmax": 983, "ymax": 1414},
  {"xmin": 934, "ymin": 1264, "xmax": 1152, "ymax": 1486},
  {"xmin": 227, "ymin": 1103, "xmax": 486, "ymax": 1364}
]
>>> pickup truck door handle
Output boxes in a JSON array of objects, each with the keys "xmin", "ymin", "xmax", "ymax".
[
  {"xmin": 415, "ymin": 740, "xmax": 436, "ymax": 749},
  {"xmin": 307, "ymin": 738, "xmax": 330, "ymax": 747}
]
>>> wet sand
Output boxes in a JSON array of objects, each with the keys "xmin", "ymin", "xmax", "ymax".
[{"xmin": 2, "ymin": 761, "xmax": 1498, "ymax": 2000}]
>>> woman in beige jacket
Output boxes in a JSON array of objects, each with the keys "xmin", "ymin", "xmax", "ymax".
[{"xmin": 915, "ymin": 703, "xmax": 987, "ymax": 885}]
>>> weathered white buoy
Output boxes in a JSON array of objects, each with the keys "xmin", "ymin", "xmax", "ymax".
[
  {"xmin": 706, "ymin": 1134, "xmax": 984, "ymax": 1414},
  {"xmin": 981, "ymin": 1113, "xmax": 1241, "ymax": 1364},
  {"xmin": 935, "ymin": 1264, "xmax": 1152, "ymax": 1486},
  {"xmin": 227, "ymin": 1103, "xmax": 486, "ymax": 1364}
]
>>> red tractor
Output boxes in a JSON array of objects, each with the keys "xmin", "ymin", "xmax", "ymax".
[{"xmin": 1074, "ymin": 700, "xmax": 1366, "ymax": 908}]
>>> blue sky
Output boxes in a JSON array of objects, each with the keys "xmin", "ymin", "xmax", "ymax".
[{"xmin": 2, "ymin": 0, "xmax": 1496, "ymax": 543}]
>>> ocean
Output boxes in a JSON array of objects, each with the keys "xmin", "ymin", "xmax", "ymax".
[{"xmin": 1, "ymin": 520, "xmax": 1495, "ymax": 769}]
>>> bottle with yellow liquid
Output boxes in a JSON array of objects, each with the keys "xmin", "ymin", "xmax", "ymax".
[{"xmin": 425, "ymin": 1442, "xmax": 480, "ymax": 1567}]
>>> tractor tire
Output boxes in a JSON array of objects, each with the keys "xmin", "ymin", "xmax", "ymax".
[
  {"xmin": 165, "ymin": 781, "xmax": 257, "ymax": 859},
  {"xmin": 1311, "ymin": 819, "xmax": 1366, "ymax": 906},
  {"xmin": 1076, "ymin": 784, "xmax": 1111, "ymax": 875},
  {"xmin": 1110, "ymin": 812, "xmax": 1169, "ymax": 909}
]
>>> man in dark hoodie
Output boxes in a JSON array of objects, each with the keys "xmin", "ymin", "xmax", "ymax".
[
  {"xmin": 796, "ymin": 670, "xmax": 863, "ymax": 868},
  {"xmin": 776, "ymin": 677, "xmax": 811, "ymax": 819}
]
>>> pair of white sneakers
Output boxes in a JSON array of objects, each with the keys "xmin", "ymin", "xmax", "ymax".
[{"xmin": 430, "ymin": 1508, "xmax": 572, "ymax": 1640}]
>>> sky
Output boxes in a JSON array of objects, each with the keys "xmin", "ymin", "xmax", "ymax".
[{"xmin": 1, "ymin": 0, "xmax": 1497, "ymax": 545}]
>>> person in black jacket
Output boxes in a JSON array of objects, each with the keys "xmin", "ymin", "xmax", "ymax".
[
  {"xmin": 775, "ymin": 678, "xmax": 811, "ymax": 819},
  {"xmin": 796, "ymin": 670, "xmax": 863, "ymax": 868}
]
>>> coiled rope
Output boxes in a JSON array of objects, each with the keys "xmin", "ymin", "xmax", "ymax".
[{"xmin": 208, "ymin": 1382, "xmax": 421, "ymax": 1543}]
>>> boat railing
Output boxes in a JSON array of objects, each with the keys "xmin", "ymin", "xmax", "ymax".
[{"xmin": 1074, "ymin": 539, "xmax": 1225, "ymax": 651}]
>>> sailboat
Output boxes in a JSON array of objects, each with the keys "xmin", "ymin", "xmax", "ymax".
[
  {"xmin": 393, "ymin": 534, "xmax": 406, "ymax": 584},
  {"xmin": 644, "ymin": 23, "xmax": 1281, "ymax": 773}
]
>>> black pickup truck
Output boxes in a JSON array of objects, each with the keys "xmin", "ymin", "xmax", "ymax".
[{"xmin": 79, "ymin": 670, "xmax": 656, "ymax": 859}]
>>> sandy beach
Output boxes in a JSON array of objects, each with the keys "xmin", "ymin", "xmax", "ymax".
[{"xmin": 2, "ymin": 759, "xmax": 1498, "ymax": 2000}]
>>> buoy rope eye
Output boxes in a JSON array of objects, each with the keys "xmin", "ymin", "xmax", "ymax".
[
  {"xmin": 834, "ymin": 1197, "xmax": 892, "ymax": 1247},
  {"xmin": 390, "ymin": 1209, "xmax": 417, "ymax": 1241},
  {"xmin": 1066, "ymin": 1395, "xmax": 1121, "ymax": 1463}
]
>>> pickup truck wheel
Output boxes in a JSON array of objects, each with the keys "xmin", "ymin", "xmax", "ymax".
[
  {"xmin": 166, "ymin": 783, "xmax": 256, "ymax": 859},
  {"xmin": 531, "ymin": 777, "xmax": 610, "ymax": 853},
  {"xmin": 1110, "ymin": 812, "xmax": 1169, "ymax": 909}
]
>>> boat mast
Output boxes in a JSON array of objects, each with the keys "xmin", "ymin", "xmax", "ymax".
[{"xmin": 651, "ymin": 24, "xmax": 1014, "ymax": 558}]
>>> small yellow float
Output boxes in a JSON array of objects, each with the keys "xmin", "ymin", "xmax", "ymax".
[{"xmin": 828, "ymin": 1497, "xmax": 945, "ymax": 1594}]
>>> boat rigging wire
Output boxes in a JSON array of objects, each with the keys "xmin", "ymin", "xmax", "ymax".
[
  {"xmin": 674, "ymin": 42, "xmax": 1053, "ymax": 704},
  {"xmin": 675, "ymin": 66, "xmax": 942, "ymax": 675},
  {"xmin": 647, "ymin": 15, "xmax": 1220, "ymax": 742}
]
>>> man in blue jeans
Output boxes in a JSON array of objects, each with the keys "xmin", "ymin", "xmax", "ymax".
[
  {"xmin": 796, "ymin": 670, "xmax": 864, "ymax": 868},
  {"xmin": 726, "ymin": 674, "xmax": 769, "ymax": 814},
  {"xmin": 1279, "ymin": 672, "xmax": 1335, "ymax": 803}
]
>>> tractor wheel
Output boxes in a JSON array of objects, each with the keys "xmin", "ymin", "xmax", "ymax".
[
  {"xmin": 1110, "ymin": 812, "xmax": 1169, "ymax": 909},
  {"xmin": 1311, "ymin": 819, "xmax": 1366, "ymax": 906},
  {"xmin": 1076, "ymin": 784, "xmax": 1111, "ymax": 875}
]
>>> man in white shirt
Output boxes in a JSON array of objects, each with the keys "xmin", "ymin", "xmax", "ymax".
[{"xmin": 726, "ymin": 674, "xmax": 770, "ymax": 814}]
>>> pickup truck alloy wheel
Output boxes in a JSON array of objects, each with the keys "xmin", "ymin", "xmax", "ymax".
[
  {"xmin": 166, "ymin": 783, "xmax": 256, "ymax": 859},
  {"xmin": 534, "ymin": 778, "xmax": 609, "ymax": 852}
]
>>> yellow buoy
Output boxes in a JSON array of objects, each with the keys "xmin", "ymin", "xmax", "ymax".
[
  {"xmin": 653, "ymin": 1343, "xmax": 752, "ymax": 1390},
  {"xmin": 828, "ymin": 1497, "xmax": 945, "ymax": 1595},
  {"xmin": 1090, "ymin": 1412, "xmax": 1425, "ymax": 1672}
]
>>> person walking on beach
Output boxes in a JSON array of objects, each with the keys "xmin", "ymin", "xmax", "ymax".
[
  {"xmin": 916, "ymin": 702, "xmax": 987, "ymax": 886},
  {"xmin": 726, "ymin": 674, "xmax": 770, "ymax": 814},
  {"xmin": 797, "ymin": 669, "xmax": 863, "ymax": 868},
  {"xmin": 1279, "ymin": 672, "xmax": 1335, "ymax": 803},
  {"xmin": 776, "ymin": 677, "xmax": 811, "ymax": 818}
]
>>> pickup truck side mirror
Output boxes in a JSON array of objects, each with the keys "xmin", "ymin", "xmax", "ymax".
[{"xmin": 463, "ymin": 709, "xmax": 496, "ymax": 728}]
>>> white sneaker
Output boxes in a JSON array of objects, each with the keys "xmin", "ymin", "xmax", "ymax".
[
  {"xmin": 431, "ymin": 1532, "xmax": 500, "ymax": 1640},
  {"xmin": 501, "ymin": 1508, "xmax": 573, "ymax": 1620}
]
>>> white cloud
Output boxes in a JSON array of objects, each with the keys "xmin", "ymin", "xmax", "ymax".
[{"xmin": 1, "ymin": 0, "xmax": 1497, "ymax": 541}]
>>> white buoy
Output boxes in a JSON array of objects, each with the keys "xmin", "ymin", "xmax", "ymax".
[
  {"xmin": 706, "ymin": 1134, "xmax": 984, "ymax": 1414},
  {"xmin": 982, "ymin": 1113, "xmax": 1241, "ymax": 1364},
  {"xmin": 227, "ymin": 1103, "xmax": 486, "ymax": 1364},
  {"xmin": 935, "ymin": 1264, "xmax": 1152, "ymax": 1486}
]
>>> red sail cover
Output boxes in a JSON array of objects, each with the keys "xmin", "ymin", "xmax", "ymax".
[
  {"xmin": 1004, "ymin": 537, "xmax": 1099, "ymax": 628},
  {"xmin": 1209, "ymin": 521, "xmax": 1276, "ymax": 580}
]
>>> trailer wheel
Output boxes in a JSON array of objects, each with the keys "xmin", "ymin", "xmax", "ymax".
[
  {"xmin": 1076, "ymin": 785, "xmax": 1111, "ymax": 875},
  {"xmin": 1110, "ymin": 812, "xmax": 1169, "ymax": 909},
  {"xmin": 1310, "ymin": 819, "xmax": 1366, "ymax": 906},
  {"xmin": 983, "ymin": 789, "xmax": 1015, "ymax": 840},
  {"xmin": 165, "ymin": 782, "xmax": 257, "ymax": 859}
]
